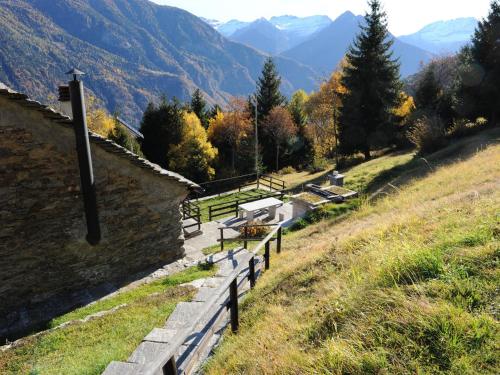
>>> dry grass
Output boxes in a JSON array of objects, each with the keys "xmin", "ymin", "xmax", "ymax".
[{"xmin": 204, "ymin": 130, "xmax": 500, "ymax": 375}]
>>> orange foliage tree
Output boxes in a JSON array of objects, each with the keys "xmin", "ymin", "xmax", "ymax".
[
  {"xmin": 207, "ymin": 98, "xmax": 252, "ymax": 173},
  {"xmin": 262, "ymin": 106, "xmax": 297, "ymax": 171}
]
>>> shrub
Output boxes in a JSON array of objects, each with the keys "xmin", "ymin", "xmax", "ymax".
[
  {"xmin": 239, "ymin": 219, "xmax": 270, "ymax": 238},
  {"xmin": 407, "ymin": 116, "xmax": 447, "ymax": 154},
  {"xmin": 278, "ymin": 166, "xmax": 296, "ymax": 175},
  {"xmin": 289, "ymin": 218, "xmax": 308, "ymax": 231},
  {"xmin": 448, "ymin": 117, "xmax": 488, "ymax": 139},
  {"xmin": 308, "ymin": 157, "xmax": 329, "ymax": 173}
]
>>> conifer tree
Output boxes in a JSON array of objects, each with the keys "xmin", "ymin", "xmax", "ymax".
[
  {"xmin": 190, "ymin": 88, "xmax": 209, "ymax": 129},
  {"xmin": 140, "ymin": 97, "xmax": 184, "ymax": 168},
  {"xmin": 339, "ymin": 0, "xmax": 401, "ymax": 159},
  {"xmin": 457, "ymin": 0, "xmax": 500, "ymax": 125},
  {"xmin": 415, "ymin": 69, "xmax": 441, "ymax": 112},
  {"xmin": 254, "ymin": 57, "xmax": 286, "ymax": 168},
  {"xmin": 255, "ymin": 57, "xmax": 286, "ymax": 120}
]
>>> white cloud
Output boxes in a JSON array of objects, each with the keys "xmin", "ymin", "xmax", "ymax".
[{"xmin": 151, "ymin": 0, "xmax": 491, "ymax": 35}]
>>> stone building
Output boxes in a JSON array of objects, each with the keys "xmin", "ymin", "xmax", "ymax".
[{"xmin": 0, "ymin": 84, "xmax": 199, "ymax": 340}]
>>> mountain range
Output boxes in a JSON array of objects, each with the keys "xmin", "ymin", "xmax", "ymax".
[
  {"xmin": 0, "ymin": 0, "xmax": 318, "ymax": 124},
  {"xmin": 0, "ymin": 0, "xmax": 479, "ymax": 126},
  {"xmin": 399, "ymin": 17, "xmax": 477, "ymax": 54},
  {"xmin": 209, "ymin": 13, "xmax": 478, "ymax": 76},
  {"xmin": 281, "ymin": 11, "xmax": 434, "ymax": 77}
]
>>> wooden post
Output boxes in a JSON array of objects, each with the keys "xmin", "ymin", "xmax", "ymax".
[
  {"xmin": 229, "ymin": 278, "xmax": 239, "ymax": 332},
  {"xmin": 209, "ymin": 206, "xmax": 212, "ymax": 221},
  {"xmin": 244, "ymin": 227, "xmax": 248, "ymax": 249},
  {"xmin": 235, "ymin": 200, "xmax": 239, "ymax": 218},
  {"xmin": 163, "ymin": 356, "xmax": 178, "ymax": 375},
  {"xmin": 248, "ymin": 257, "xmax": 256, "ymax": 288},
  {"xmin": 220, "ymin": 228, "xmax": 224, "ymax": 252},
  {"xmin": 264, "ymin": 241, "xmax": 270, "ymax": 270},
  {"xmin": 277, "ymin": 226, "xmax": 282, "ymax": 254}
]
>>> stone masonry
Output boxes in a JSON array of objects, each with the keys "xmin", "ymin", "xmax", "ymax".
[{"xmin": 0, "ymin": 92, "xmax": 196, "ymax": 341}]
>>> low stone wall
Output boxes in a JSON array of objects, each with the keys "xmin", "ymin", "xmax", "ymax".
[{"xmin": 0, "ymin": 96, "xmax": 188, "ymax": 340}]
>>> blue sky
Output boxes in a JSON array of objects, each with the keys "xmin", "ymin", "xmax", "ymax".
[{"xmin": 151, "ymin": 0, "xmax": 491, "ymax": 35}]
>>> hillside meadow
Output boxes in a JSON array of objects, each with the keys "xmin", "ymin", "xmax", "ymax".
[{"xmin": 204, "ymin": 129, "xmax": 500, "ymax": 374}]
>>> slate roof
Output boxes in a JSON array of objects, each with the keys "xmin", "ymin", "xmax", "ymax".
[{"xmin": 0, "ymin": 85, "xmax": 201, "ymax": 192}]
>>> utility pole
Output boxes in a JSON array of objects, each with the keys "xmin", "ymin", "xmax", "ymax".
[
  {"xmin": 254, "ymin": 97, "xmax": 259, "ymax": 189},
  {"xmin": 333, "ymin": 90, "xmax": 339, "ymax": 168}
]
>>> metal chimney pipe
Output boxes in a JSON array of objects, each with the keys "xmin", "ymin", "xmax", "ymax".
[{"xmin": 67, "ymin": 69, "xmax": 101, "ymax": 245}]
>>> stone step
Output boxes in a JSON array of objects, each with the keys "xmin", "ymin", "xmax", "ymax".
[
  {"xmin": 102, "ymin": 361, "xmax": 141, "ymax": 375},
  {"xmin": 164, "ymin": 301, "xmax": 205, "ymax": 331}
]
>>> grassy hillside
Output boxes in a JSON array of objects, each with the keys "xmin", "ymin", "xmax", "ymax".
[
  {"xmin": 204, "ymin": 129, "xmax": 500, "ymax": 374},
  {"xmin": 0, "ymin": 264, "xmax": 216, "ymax": 375}
]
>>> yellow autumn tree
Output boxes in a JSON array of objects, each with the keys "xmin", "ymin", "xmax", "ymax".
[
  {"xmin": 85, "ymin": 94, "xmax": 115, "ymax": 137},
  {"xmin": 168, "ymin": 112, "xmax": 218, "ymax": 182},
  {"xmin": 305, "ymin": 67, "xmax": 347, "ymax": 158},
  {"xmin": 207, "ymin": 98, "xmax": 252, "ymax": 173},
  {"xmin": 393, "ymin": 91, "xmax": 416, "ymax": 126}
]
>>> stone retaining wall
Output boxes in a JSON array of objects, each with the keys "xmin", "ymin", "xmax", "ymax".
[{"xmin": 0, "ymin": 96, "xmax": 189, "ymax": 340}]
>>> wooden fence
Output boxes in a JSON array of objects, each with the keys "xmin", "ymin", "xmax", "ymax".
[{"xmin": 181, "ymin": 198, "xmax": 201, "ymax": 232}]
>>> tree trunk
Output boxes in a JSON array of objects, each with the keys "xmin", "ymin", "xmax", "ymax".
[
  {"xmin": 363, "ymin": 146, "xmax": 371, "ymax": 160},
  {"xmin": 276, "ymin": 143, "xmax": 279, "ymax": 171},
  {"xmin": 231, "ymin": 147, "xmax": 236, "ymax": 174}
]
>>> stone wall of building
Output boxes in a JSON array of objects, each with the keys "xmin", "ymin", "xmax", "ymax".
[{"xmin": 0, "ymin": 96, "xmax": 189, "ymax": 340}]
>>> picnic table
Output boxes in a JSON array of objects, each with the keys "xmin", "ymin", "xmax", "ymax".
[{"xmin": 238, "ymin": 197, "xmax": 283, "ymax": 221}]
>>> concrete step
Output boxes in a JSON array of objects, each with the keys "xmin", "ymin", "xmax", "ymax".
[{"xmin": 102, "ymin": 362, "xmax": 141, "ymax": 375}]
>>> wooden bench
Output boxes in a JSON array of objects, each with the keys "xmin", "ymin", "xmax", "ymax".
[{"xmin": 238, "ymin": 197, "xmax": 283, "ymax": 221}]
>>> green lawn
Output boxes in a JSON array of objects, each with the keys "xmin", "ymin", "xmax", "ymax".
[
  {"xmin": 0, "ymin": 264, "xmax": 216, "ymax": 375},
  {"xmin": 194, "ymin": 189, "xmax": 274, "ymax": 222}
]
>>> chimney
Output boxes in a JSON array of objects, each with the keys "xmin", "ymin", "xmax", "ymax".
[
  {"xmin": 58, "ymin": 85, "xmax": 72, "ymax": 119},
  {"xmin": 67, "ymin": 68, "xmax": 101, "ymax": 246}
]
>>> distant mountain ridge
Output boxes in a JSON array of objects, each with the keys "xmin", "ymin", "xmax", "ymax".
[
  {"xmin": 205, "ymin": 15, "xmax": 333, "ymax": 54},
  {"xmin": 282, "ymin": 11, "xmax": 434, "ymax": 77},
  {"xmin": 0, "ymin": 0, "xmax": 319, "ymax": 124},
  {"xmin": 398, "ymin": 17, "xmax": 478, "ymax": 54}
]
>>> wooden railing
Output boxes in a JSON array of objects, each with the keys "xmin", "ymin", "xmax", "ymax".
[
  {"xmin": 259, "ymin": 174, "xmax": 286, "ymax": 192},
  {"xmin": 104, "ymin": 224, "xmax": 283, "ymax": 375},
  {"xmin": 208, "ymin": 191, "xmax": 284, "ymax": 221},
  {"xmin": 181, "ymin": 198, "xmax": 201, "ymax": 232}
]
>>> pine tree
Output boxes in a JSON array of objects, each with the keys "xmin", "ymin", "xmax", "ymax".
[
  {"xmin": 339, "ymin": 0, "xmax": 401, "ymax": 159},
  {"xmin": 254, "ymin": 57, "xmax": 286, "ymax": 168},
  {"xmin": 139, "ymin": 97, "xmax": 184, "ymax": 168},
  {"xmin": 190, "ymin": 88, "xmax": 209, "ymax": 129},
  {"xmin": 255, "ymin": 57, "xmax": 286, "ymax": 120},
  {"xmin": 209, "ymin": 104, "xmax": 222, "ymax": 119},
  {"xmin": 458, "ymin": 0, "xmax": 500, "ymax": 125},
  {"xmin": 415, "ymin": 69, "xmax": 441, "ymax": 112}
]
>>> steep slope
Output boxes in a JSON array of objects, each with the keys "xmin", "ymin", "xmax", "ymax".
[
  {"xmin": 282, "ymin": 11, "xmax": 434, "ymax": 77},
  {"xmin": 0, "ymin": 0, "xmax": 318, "ymax": 124},
  {"xmin": 399, "ymin": 18, "xmax": 477, "ymax": 54},
  {"xmin": 205, "ymin": 129, "xmax": 500, "ymax": 374},
  {"xmin": 230, "ymin": 18, "xmax": 291, "ymax": 54}
]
